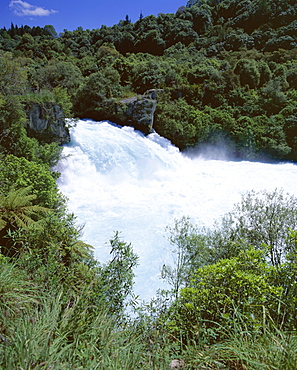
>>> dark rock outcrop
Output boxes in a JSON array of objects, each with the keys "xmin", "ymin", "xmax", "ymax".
[
  {"xmin": 124, "ymin": 96, "xmax": 156, "ymax": 134},
  {"xmin": 73, "ymin": 89, "xmax": 162, "ymax": 135},
  {"xmin": 26, "ymin": 103, "xmax": 70, "ymax": 144},
  {"xmin": 118, "ymin": 89, "xmax": 162, "ymax": 134}
]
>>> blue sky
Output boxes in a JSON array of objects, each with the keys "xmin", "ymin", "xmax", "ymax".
[{"xmin": 1, "ymin": 0, "xmax": 186, "ymax": 34}]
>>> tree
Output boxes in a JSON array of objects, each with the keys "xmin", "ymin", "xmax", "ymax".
[
  {"xmin": 98, "ymin": 232, "xmax": 138, "ymax": 315},
  {"xmin": 161, "ymin": 216, "xmax": 209, "ymax": 299},
  {"xmin": 35, "ymin": 60, "xmax": 83, "ymax": 95},
  {"xmin": 131, "ymin": 60, "xmax": 167, "ymax": 93},
  {"xmin": 190, "ymin": 3, "xmax": 213, "ymax": 34},
  {"xmin": 286, "ymin": 63, "xmax": 297, "ymax": 88},
  {"xmin": 0, "ymin": 155, "xmax": 61, "ymax": 208},
  {"xmin": 234, "ymin": 59, "xmax": 260, "ymax": 89},
  {"xmin": 0, "ymin": 52, "xmax": 28, "ymax": 95},
  {"xmin": 16, "ymin": 33, "xmax": 36, "ymax": 57},
  {"xmin": 73, "ymin": 67, "xmax": 122, "ymax": 118},
  {"xmin": 210, "ymin": 189, "xmax": 297, "ymax": 266},
  {"xmin": 43, "ymin": 25, "xmax": 57, "ymax": 38},
  {"xmin": 163, "ymin": 18, "xmax": 197, "ymax": 47},
  {"xmin": 154, "ymin": 98, "xmax": 211, "ymax": 149},
  {"xmin": 0, "ymin": 114, "xmax": 62, "ymax": 167},
  {"xmin": 175, "ymin": 248, "xmax": 282, "ymax": 342},
  {"xmin": 134, "ymin": 29, "xmax": 166, "ymax": 55},
  {"xmin": 261, "ymin": 79, "xmax": 287, "ymax": 115},
  {"xmin": 258, "ymin": 61, "xmax": 272, "ymax": 87},
  {"xmin": 0, "ymin": 186, "xmax": 50, "ymax": 257}
]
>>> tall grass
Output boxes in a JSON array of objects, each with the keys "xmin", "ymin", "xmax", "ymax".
[
  {"xmin": 0, "ymin": 261, "xmax": 38, "ymax": 316},
  {"xmin": 2, "ymin": 298, "xmax": 296, "ymax": 369},
  {"xmin": 221, "ymin": 328, "xmax": 297, "ymax": 370},
  {"xmin": 179, "ymin": 314, "xmax": 297, "ymax": 370},
  {"xmin": 0, "ymin": 283, "xmax": 171, "ymax": 369},
  {"xmin": 1, "ymin": 260, "xmax": 296, "ymax": 369}
]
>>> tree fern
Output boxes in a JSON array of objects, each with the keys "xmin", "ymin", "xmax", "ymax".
[
  {"xmin": 0, "ymin": 186, "xmax": 51, "ymax": 231},
  {"xmin": 0, "ymin": 186, "xmax": 52, "ymax": 256}
]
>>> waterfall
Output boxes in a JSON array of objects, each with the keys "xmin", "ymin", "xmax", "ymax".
[{"xmin": 55, "ymin": 120, "xmax": 297, "ymax": 300}]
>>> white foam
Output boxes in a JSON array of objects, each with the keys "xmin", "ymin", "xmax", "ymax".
[{"xmin": 55, "ymin": 120, "xmax": 297, "ymax": 300}]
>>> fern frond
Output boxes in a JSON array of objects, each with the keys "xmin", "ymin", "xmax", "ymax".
[{"xmin": 0, "ymin": 186, "xmax": 52, "ymax": 231}]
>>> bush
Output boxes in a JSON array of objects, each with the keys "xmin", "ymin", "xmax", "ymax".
[{"xmin": 172, "ymin": 248, "xmax": 282, "ymax": 342}]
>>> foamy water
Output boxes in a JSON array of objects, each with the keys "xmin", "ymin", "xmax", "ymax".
[{"xmin": 55, "ymin": 120, "xmax": 297, "ymax": 300}]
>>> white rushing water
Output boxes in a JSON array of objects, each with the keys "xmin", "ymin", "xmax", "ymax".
[{"xmin": 55, "ymin": 119, "xmax": 297, "ymax": 301}]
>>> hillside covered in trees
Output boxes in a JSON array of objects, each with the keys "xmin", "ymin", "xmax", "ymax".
[
  {"xmin": 1, "ymin": 0, "xmax": 297, "ymax": 159},
  {"xmin": 1, "ymin": 0, "xmax": 297, "ymax": 368}
]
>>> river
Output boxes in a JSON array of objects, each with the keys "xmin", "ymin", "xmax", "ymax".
[{"xmin": 55, "ymin": 119, "xmax": 297, "ymax": 301}]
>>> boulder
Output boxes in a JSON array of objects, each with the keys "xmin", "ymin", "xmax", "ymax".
[
  {"xmin": 26, "ymin": 103, "xmax": 70, "ymax": 144},
  {"xmin": 118, "ymin": 89, "xmax": 163, "ymax": 134},
  {"xmin": 125, "ymin": 97, "xmax": 156, "ymax": 134},
  {"xmin": 72, "ymin": 89, "xmax": 162, "ymax": 135}
]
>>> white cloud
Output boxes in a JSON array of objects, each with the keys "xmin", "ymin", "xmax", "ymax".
[{"xmin": 9, "ymin": 0, "xmax": 58, "ymax": 17}]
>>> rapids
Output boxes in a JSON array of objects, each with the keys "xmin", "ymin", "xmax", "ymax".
[{"xmin": 55, "ymin": 120, "xmax": 297, "ymax": 301}]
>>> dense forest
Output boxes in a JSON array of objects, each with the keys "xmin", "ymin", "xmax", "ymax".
[
  {"xmin": 1, "ymin": 0, "xmax": 297, "ymax": 158},
  {"xmin": 1, "ymin": 0, "xmax": 297, "ymax": 368}
]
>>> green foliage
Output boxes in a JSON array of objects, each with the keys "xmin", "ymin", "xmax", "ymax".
[
  {"xmin": 96, "ymin": 44, "xmax": 120, "ymax": 68},
  {"xmin": 34, "ymin": 60, "xmax": 83, "ymax": 94},
  {"xmin": 161, "ymin": 216, "xmax": 209, "ymax": 299},
  {"xmin": 0, "ymin": 287, "xmax": 172, "ymax": 369},
  {"xmin": 2, "ymin": 4, "xmax": 297, "ymax": 367},
  {"xmin": 212, "ymin": 189, "xmax": 297, "ymax": 266},
  {"xmin": 13, "ymin": 212, "xmax": 96, "ymax": 299},
  {"xmin": 191, "ymin": 3, "xmax": 213, "ymax": 34},
  {"xmin": 0, "ymin": 186, "xmax": 50, "ymax": 231},
  {"xmin": 1, "ymin": 1, "xmax": 297, "ymax": 159},
  {"xmin": 131, "ymin": 60, "xmax": 167, "ymax": 93},
  {"xmin": 222, "ymin": 327, "xmax": 297, "ymax": 370},
  {"xmin": 0, "ymin": 186, "xmax": 52, "ymax": 258},
  {"xmin": 0, "ymin": 260, "xmax": 38, "ymax": 317},
  {"xmin": 0, "ymin": 56, "xmax": 64, "ymax": 166},
  {"xmin": 176, "ymin": 325, "xmax": 297, "ymax": 369},
  {"xmin": 0, "ymin": 155, "xmax": 60, "ymax": 208},
  {"xmin": 21, "ymin": 87, "xmax": 73, "ymax": 120},
  {"xmin": 154, "ymin": 98, "xmax": 211, "ymax": 149},
  {"xmin": 157, "ymin": 188, "xmax": 297, "ymax": 354},
  {"xmin": 0, "ymin": 93, "xmax": 26, "ymax": 128},
  {"xmin": 0, "ymin": 117, "xmax": 62, "ymax": 166},
  {"xmin": 234, "ymin": 58, "xmax": 261, "ymax": 89},
  {"xmin": 0, "ymin": 228, "xmax": 143, "ymax": 368},
  {"xmin": 133, "ymin": 15, "xmax": 166, "ymax": 55},
  {"xmin": 0, "ymin": 51, "xmax": 28, "ymax": 95},
  {"xmin": 175, "ymin": 248, "xmax": 282, "ymax": 341},
  {"xmin": 98, "ymin": 232, "xmax": 139, "ymax": 315},
  {"xmin": 73, "ymin": 67, "xmax": 122, "ymax": 118}
]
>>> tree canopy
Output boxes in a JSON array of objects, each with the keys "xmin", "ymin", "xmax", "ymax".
[{"xmin": 1, "ymin": 1, "xmax": 297, "ymax": 367}]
